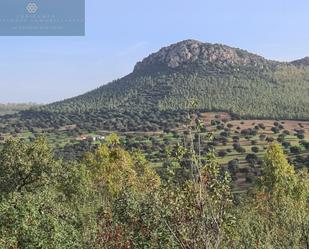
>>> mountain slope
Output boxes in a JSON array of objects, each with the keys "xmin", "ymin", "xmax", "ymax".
[{"xmin": 3, "ymin": 40, "xmax": 309, "ymax": 132}]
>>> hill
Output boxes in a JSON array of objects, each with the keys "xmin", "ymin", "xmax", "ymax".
[
  {"xmin": 2, "ymin": 40, "xmax": 309, "ymax": 132},
  {"xmin": 0, "ymin": 103, "xmax": 39, "ymax": 116}
]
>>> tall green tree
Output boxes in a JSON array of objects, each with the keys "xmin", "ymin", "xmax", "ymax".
[
  {"xmin": 0, "ymin": 138, "xmax": 57, "ymax": 197},
  {"xmin": 234, "ymin": 143, "xmax": 309, "ymax": 249}
]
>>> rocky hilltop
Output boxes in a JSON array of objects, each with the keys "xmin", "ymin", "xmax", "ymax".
[{"xmin": 134, "ymin": 39, "xmax": 276, "ymax": 72}]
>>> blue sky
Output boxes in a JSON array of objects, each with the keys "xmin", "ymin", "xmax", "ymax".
[{"xmin": 1, "ymin": 0, "xmax": 309, "ymax": 103}]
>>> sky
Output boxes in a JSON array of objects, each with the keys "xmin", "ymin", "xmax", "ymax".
[{"xmin": 1, "ymin": 0, "xmax": 309, "ymax": 103}]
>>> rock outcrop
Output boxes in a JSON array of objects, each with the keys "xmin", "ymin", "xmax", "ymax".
[{"xmin": 134, "ymin": 39, "xmax": 271, "ymax": 72}]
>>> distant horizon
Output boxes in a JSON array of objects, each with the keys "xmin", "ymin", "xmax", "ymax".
[{"xmin": 1, "ymin": 0, "xmax": 309, "ymax": 103}]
